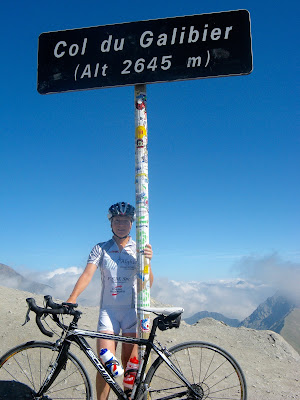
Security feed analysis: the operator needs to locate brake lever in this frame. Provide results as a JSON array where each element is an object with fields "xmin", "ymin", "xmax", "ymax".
[{"xmin": 22, "ymin": 305, "xmax": 31, "ymax": 326}]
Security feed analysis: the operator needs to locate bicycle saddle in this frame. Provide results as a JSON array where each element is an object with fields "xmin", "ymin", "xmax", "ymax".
[{"xmin": 138, "ymin": 307, "xmax": 184, "ymax": 316}]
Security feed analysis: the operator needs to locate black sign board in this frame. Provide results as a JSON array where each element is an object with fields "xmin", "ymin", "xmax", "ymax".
[{"xmin": 37, "ymin": 10, "xmax": 252, "ymax": 94}]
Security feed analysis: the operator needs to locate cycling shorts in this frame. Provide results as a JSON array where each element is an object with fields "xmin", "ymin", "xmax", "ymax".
[{"xmin": 97, "ymin": 308, "xmax": 137, "ymax": 335}]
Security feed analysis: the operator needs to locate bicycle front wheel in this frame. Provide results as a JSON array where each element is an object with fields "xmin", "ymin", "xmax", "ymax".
[
  {"xmin": 0, "ymin": 341, "xmax": 92, "ymax": 399},
  {"xmin": 145, "ymin": 341, "xmax": 247, "ymax": 400}
]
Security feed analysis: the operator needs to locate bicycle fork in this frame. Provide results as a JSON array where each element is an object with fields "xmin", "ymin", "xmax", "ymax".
[{"xmin": 35, "ymin": 341, "xmax": 70, "ymax": 398}]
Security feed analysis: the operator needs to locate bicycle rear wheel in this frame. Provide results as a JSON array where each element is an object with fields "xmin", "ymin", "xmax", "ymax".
[
  {"xmin": 0, "ymin": 341, "xmax": 92, "ymax": 399},
  {"xmin": 145, "ymin": 341, "xmax": 247, "ymax": 400}
]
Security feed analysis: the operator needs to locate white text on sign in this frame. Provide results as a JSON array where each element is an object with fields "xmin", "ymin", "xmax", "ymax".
[{"xmin": 53, "ymin": 25, "xmax": 233, "ymax": 59}]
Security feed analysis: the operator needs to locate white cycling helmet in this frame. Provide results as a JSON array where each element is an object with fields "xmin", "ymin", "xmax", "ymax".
[{"xmin": 108, "ymin": 202, "xmax": 136, "ymax": 222}]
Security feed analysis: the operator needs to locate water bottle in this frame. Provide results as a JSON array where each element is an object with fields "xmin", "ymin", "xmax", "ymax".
[
  {"xmin": 99, "ymin": 348, "xmax": 124, "ymax": 377},
  {"xmin": 123, "ymin": 357, "xmax": 139, "ymax": 389}
]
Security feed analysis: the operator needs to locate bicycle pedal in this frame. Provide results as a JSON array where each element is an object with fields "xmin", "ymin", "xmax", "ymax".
[{"xmin": 124, "ymin": 389, "xmax": 132, "ymax": 399}]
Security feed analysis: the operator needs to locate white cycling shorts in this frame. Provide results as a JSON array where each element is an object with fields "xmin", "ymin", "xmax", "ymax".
[{"xmin": 97, "ymin": 308, "xmax": 137, "ymax": 335}]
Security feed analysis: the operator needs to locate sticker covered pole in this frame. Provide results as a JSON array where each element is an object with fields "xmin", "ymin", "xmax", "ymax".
[{"xmin": 134, "ymin": 84, "xmax": 150, "ymax": 350}]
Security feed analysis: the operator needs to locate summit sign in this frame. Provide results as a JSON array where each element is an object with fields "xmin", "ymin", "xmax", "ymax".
[{"xmin": 37, "ymin": 10, "xmax": 252, "ymax": 94}]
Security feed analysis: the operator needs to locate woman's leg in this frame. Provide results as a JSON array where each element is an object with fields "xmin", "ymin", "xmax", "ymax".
[
  {"xmin": 121, "ymin": 332, "xmax": 138, "ymax": 368},
  {"xmin": 120, "ymin": 308, "xmax": 138, "ymax": 368},
  {"xmin": 96, "ymin": 308, "xmax": 121, "ymax": 399},
  {"xmin": 96, "ymin": 335, "xmax": 117, "ymax": 400}
]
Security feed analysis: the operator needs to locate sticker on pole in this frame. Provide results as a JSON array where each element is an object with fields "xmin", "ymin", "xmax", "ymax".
[
  {"xmin": 37, "ymin": 9, "xmax": 253, "ymax": 94},
  {"xmin": 141, "ymin": 318, "xmax": 150, "ymax": 332}
]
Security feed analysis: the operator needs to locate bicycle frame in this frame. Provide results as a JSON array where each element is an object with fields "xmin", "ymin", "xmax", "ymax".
[{"xmin": 43, "ymin": 325, "xmax": 199, "ymax": 400}]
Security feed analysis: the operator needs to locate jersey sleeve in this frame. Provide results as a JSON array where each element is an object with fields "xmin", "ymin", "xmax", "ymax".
[{"xmin": 87, "ymin": 243, "xmax": 103, "ymax": 267}]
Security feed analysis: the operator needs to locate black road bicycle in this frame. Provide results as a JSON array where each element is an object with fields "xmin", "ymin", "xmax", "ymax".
[{"xmin": 0, "ymin": 296, "xmax": 247, "ymax": 399}]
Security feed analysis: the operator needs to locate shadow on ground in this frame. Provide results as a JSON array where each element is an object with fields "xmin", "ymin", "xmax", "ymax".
[{"xmin": 0, "ymin": 381, "xmax": 36, "ymax": 399}]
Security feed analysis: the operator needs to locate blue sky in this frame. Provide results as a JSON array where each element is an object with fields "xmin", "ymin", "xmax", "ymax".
[{"xmin": 1, "ymin": 0, "xmax": 299, "ymax": 282}]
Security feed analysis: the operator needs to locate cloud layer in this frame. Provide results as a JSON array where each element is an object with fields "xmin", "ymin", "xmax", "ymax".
[
  {"xmin": 151, "ymin": 278, "xmax": 273, "ymax": 320},
  {"xmin": 233, "ymin": 253, "xmax": 300, "ymax": 305},
  {"xmin": 16, "ymin": 253, "xmax": 299, "ymax": 321}
]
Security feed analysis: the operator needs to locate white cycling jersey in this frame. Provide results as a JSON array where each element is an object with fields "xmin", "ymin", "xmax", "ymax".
[{"xmin": 87, "ymin": 237, "xmax": 137, "ymax": 309}]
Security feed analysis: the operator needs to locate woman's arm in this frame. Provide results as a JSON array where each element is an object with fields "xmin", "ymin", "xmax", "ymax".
[{"xmin": 66, "ymin": 263, "xmax": 97, "ymax": 303}]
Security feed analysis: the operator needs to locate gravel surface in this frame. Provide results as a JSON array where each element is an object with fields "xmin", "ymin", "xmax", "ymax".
[{"xmin": 0, "ymin": 286, "xmax": 299, "ymax": 399}]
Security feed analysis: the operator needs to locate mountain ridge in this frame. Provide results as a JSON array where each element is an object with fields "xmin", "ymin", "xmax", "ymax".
[
  {"xmin": 185, "ymin": 292, "xmax": 300, "ymax": 354},
  {"xmin": 0, "ymin": 263, "xmax": 51, "ymax": 294},
  {"xmin": 184, "ymin": 311, "xmax": 240, "ymax": 327},
  {"xmin": 239, "ymin": 292, "xmax": 300, "ymax": 353},
  {"xmin": 239, "ymin": 292, "xmax": 296, "ymax": 330}
]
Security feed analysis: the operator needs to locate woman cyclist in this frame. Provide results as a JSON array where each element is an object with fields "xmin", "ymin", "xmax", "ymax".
[{"xmin": 67, "ymin": 202, "xmax": 153, "ymax": 400}]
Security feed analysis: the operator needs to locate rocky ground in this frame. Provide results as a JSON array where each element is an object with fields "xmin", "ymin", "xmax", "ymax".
[{"xmin": 0, "ymin": 286, "xmax": 299, "ymax": 399}]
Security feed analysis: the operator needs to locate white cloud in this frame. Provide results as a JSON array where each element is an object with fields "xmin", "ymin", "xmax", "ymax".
[
  {"xmin": 45, "ymin": 266, "xmax": 83, "ymax": 279},
  {"xmin": 30, "ymin": 267, "xmax": 102, "ymax": 306},
  {"xmin": 233, "ymin": 253, "xmax": 300, "ymax": 304},
  {"xmin": 151, "ymin": 277, "xmax": 273, "ymax": 320},
  {"xmin": 17, "ymin": 253, "xmax": 298, "ymax": 321},
  {"xmin": 29, "ymin": 269, "xmax": 270, "ymax": 319}
]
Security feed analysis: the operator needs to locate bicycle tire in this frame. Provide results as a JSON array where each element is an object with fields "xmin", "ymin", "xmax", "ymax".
[
  {"xmin": 0, "ymin": 340, "xmax": 92, "ymax": 400},
  {"xmin": 144, "ymin": 341, "xmax": 247, "ymax": 400}
]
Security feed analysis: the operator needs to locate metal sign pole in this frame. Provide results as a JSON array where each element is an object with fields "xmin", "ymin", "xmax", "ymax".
[{"xmin": 134, "ymin": 84, "xmax": 151, "ymax": 357}]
